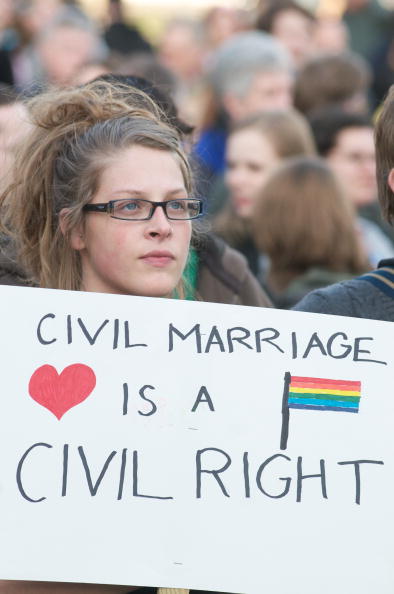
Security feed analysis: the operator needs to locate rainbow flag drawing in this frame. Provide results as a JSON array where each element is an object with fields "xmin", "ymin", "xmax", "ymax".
[{"xmin": 280, "ymin": 372, "xmax": 361, "ymax": 450}]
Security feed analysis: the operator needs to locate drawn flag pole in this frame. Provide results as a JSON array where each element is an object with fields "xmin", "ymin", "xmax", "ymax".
[
  {"xmin": 280, "ymin": 372, "xmax": 292, "ymax": 450},
  {"xmin": 280, "ymin": 372, "xmax": 361, "ymax": 450}
]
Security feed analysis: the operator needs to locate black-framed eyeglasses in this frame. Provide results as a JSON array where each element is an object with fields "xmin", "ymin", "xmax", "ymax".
[{"xmin": 83, "ymin": 198, "xmax": 204, "ymax": 221}]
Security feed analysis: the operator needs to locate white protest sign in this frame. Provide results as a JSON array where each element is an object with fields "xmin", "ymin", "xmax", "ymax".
[{"xmin": 0, "ymin": 284, "xmax": 393, "ymax": 593}]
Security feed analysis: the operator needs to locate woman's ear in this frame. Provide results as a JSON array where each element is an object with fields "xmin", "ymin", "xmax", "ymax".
[{"xmin": 59, "ymin": 208, "xmax": 85, "ymax": 251}]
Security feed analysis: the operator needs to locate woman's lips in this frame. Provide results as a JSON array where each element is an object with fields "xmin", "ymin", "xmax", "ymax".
[
  {"xmin": 233, "ymin": 196, "xmax": 252, "ymax": 207},
  {"xmin": 233, "ymin": 196, "xmax": 253, "ymax": 213},
  {"xmin": 140, "ymin": 251, "xmax": 175, "ymax": 267}
]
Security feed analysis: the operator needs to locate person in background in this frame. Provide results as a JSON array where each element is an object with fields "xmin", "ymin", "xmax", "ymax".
[
  {"xmin": 32, "ymin": 10, "xmax": 107, "ymax": 89},
  {"xmin": 0, "ymin": 83, "xmax": 30, "ymax": 184},
  {"xmin": 157, "ymin": 18, "xmax": 207, "ymax": 126},
  {"xmin": 294, "ymin": 85, "xmax": 394, "ymax": 322},
  {"xmin": 342, "ymin": 0, "xmax": 394, "ymax": 108},
  {"xmin": 11, "ymin": 1, "xmax": 86, "ymax": 89},
  {"xmin": 342, "ymin": 0, "xmax": 393, "ymax": 64},
  {"xmin": 195, "ymin": 31, "xmax": 293, "ymax": 179},
  {"xmin": 294, "ymin": 51, "xmax": 371, "ymax": 117},
  {"xmin": 203, "ymin": 6, "xmax": 248, "ymax": 51},
  {"xmin": 312, "ymin": 15, "xmax": 349, "ymax": 55},
  {"xmin": 256, "ymin": 0, "xmax": 317, "ymax": 69},
  {"xmin": 0, "ymin": 83, "xmax": 31, "ymax": 286},
  {"xmin": 158, "ymin": 18, "xmax": 206, "ymax": 86},
  {"xmin": 0, "ymin": 0, "xmax": 17, "ymax": 49},
  {"xmin": 251, "ymin": 156, "xmax": 369, "ymax": 308},
  {"xmin": 15, "ymin": 0, "xmax": 61, "ymax": 36},
  {"xmin": 0, "ymin": 0, "xmax": 17, "ymax": 85},
  {"xmin": 212, "ymin": 109, "xmax": 315, "ymax": 275},
  {"xmin": 370, "ymin": 31, "xmax": 394, "ymax": 111},
  {"xmin": 309, "ymin": 108, "xmax": 394, "ymax": 264},
  {"xmin": 104, "ymin": 0, "xmax": 152, "ymax": 57}
]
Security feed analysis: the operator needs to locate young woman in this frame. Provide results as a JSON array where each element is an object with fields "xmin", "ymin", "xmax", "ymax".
[
  {"xmin": 0, "ymin": 81, "xmax": 213, "ymax": 594},
  {"xmin": 0, "ymin": 81, "xmax": 200, "ymax": 297},
  {"xmin": 213, "ymin": 109, "xmax": 316, "ymax": 275}
]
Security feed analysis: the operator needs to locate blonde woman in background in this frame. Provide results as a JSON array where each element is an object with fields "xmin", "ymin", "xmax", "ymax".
[{"xmin": 213, "ymin": 109, "xmax": 316, "ymax": 276}]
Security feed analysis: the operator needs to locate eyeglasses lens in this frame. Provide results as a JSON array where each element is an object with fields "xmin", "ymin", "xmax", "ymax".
[{"xmin": 112, "ymin": 199, "xmax": 201, "ymax": 220}]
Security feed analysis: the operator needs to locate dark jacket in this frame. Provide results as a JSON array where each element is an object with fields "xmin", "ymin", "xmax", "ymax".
[
  {"xmin": 0, "ymin": 237, "xmax": 31, "ymax": 287},
  {"xmin": 265, "ymin": 267, "xmax": 358, "ymax": 310},
  {"xmin": 196, "ymin": 234, "xmax": 271, "ymax": 308},
  {"xmin": 293, "ymin": 258, "xmax": 394, "ymax": 322}
]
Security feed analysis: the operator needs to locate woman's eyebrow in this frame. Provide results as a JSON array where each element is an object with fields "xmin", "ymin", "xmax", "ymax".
[
  {"xmin": 111, "ymin": 189, "xmax": 145, "ymax": 196},
  {"xmin": 110, "ymin": 188, "xmax": 188, "ymax": 197},
  {"xmin": 166, "ymin": 188, "xmax": 189, "ymax": 196}
]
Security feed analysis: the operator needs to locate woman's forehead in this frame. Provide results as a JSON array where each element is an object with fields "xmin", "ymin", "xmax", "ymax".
[{"xmin": 96, "ymin": 146, "xmax": 187, "ymax": 195}]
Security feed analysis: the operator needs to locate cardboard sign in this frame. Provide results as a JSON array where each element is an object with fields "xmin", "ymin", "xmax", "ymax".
[{"xmin": 0, "ymin": 285, "xmax": 393, "ymax": 593}]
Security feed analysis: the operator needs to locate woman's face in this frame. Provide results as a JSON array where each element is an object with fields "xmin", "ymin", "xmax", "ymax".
[
  {"xmin": 70, "ymin": 145, "xmax": 192, "ymax": 297},
  {"xmin": 225, "ymin": 128, "xmax": 279, "ymax": 218}
]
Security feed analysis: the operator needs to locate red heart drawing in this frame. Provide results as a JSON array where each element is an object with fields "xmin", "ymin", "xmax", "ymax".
[{"xmin": 28, "ymin": 364, "xmax": 96, "ymax": 420}]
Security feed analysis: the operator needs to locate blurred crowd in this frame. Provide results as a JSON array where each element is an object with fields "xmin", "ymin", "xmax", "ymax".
[{"xmin": 0, "ymin": 0, "xmax": 394, "ymax": 310}]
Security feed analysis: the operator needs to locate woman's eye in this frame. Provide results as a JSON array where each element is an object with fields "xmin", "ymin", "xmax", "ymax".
[
  {"xmin": 248, "ymin": 163, "xmax": 263, "ymax": 172},
  {"xmin": 168, "ymin": 200, "xmax": 186, "ymax": 211},
  {"xmin": 120, "ymin": 200, "xmax": 139, "ymax": 211}
]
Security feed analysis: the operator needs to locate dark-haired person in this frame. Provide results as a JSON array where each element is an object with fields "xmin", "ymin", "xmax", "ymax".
[
  {"xmin": 294, "ymin": 52, "xmax": 371, "ymax": 116},
  {"xmin": 309, "ymin": 107, "xmax": 394, "ymax": 265},
  {"xmin": 256, "ymin": 0, "xmax": 316, "ymax": 69},
  {"xmin": 294, "ymin": 86, "xmax": 394, "ymax": 321}
]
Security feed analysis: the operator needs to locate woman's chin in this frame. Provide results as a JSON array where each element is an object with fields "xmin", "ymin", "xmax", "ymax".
[{"xmin": 138, "ymin": 280, "xmax": 181, "ymax": 299}]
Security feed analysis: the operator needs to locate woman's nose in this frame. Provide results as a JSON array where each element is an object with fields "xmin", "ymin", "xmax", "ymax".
[
  {"xmin": 146, "ymin": 204, "xmax": 172, "ymax": 237},
  {"xmin": 227, "ymin": 168, "xmax": 246, "ymax": 189}
]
